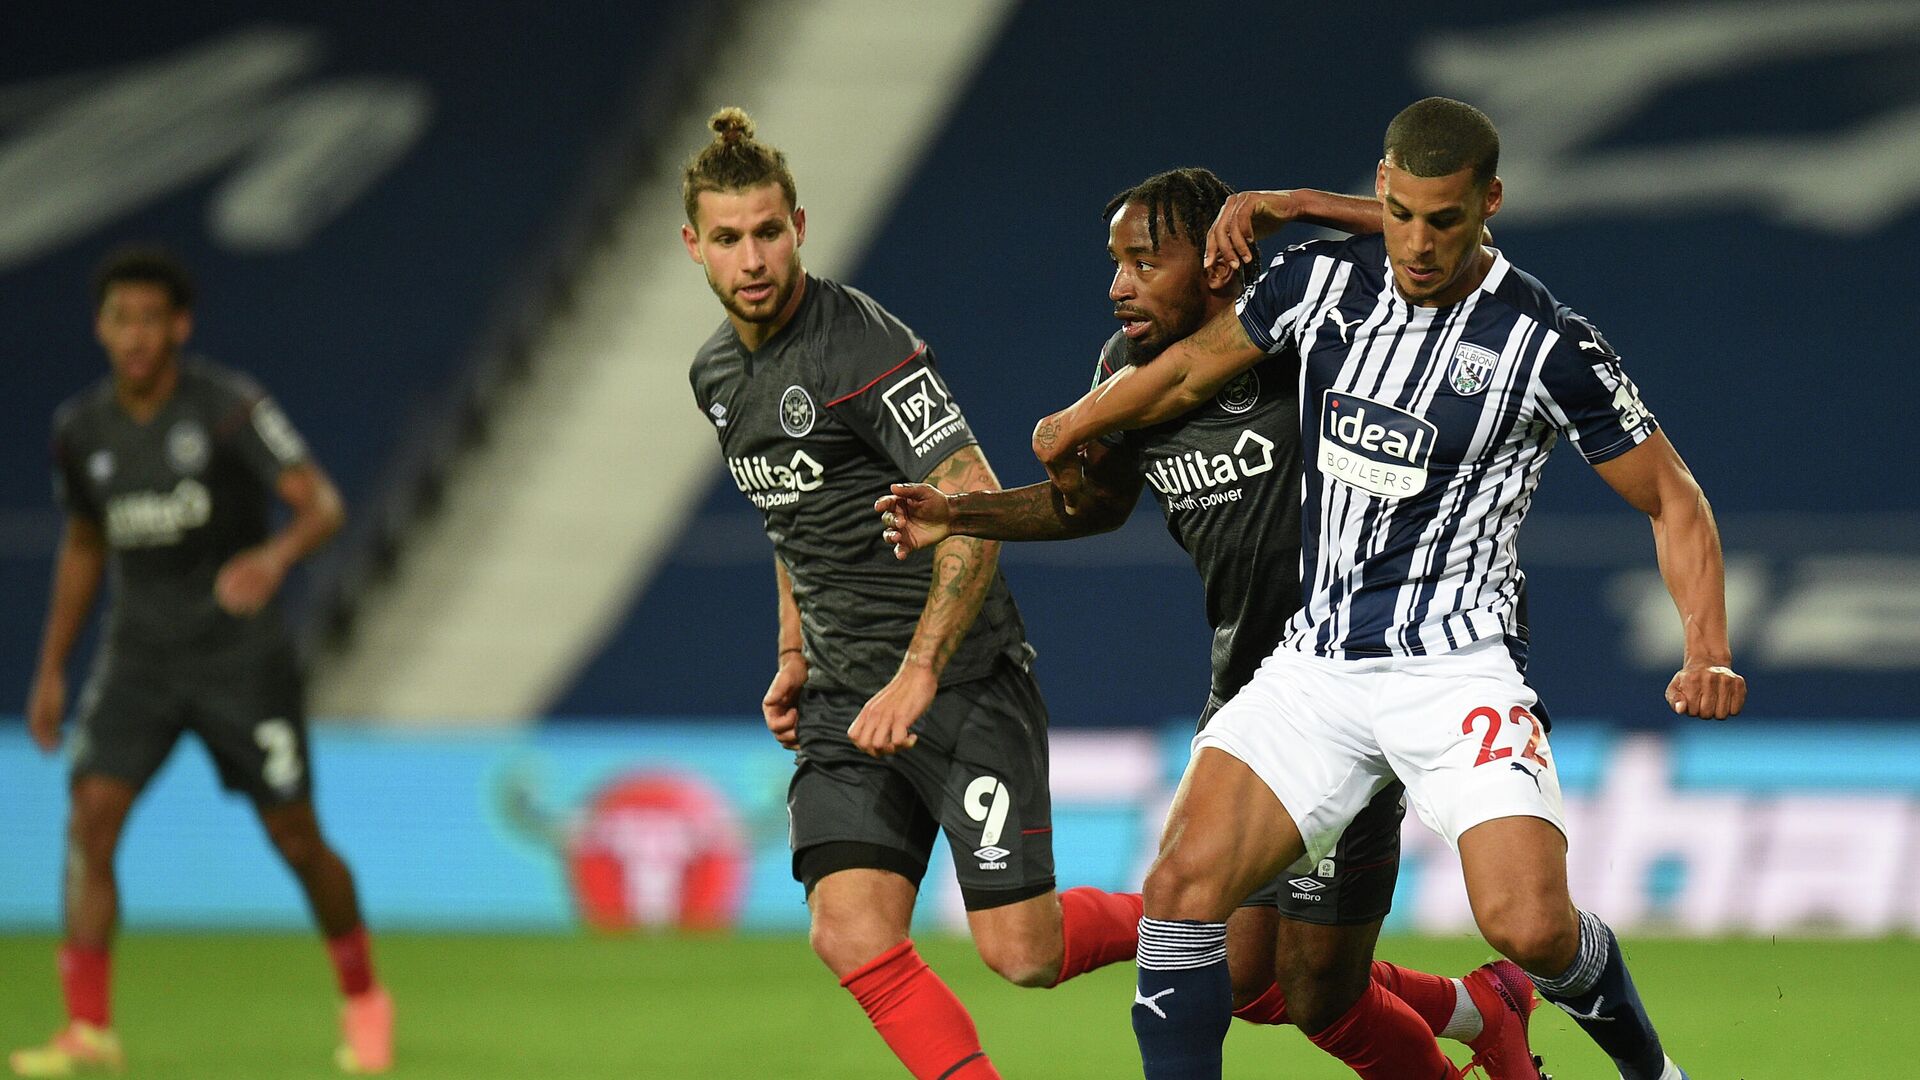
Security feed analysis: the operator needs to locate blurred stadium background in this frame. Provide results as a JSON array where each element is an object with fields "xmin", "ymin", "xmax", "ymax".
[{"xmin": 3, "ymin": 1, "xmax": 1918, "ymax": 1076}]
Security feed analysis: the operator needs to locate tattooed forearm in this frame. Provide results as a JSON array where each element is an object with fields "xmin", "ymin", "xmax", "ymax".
[
  {"xmin": 900, "ymin": 446, "xmax": 1006, "ymax": 676},
  {"xmin": 952, "ymin": 476, "xmax": 1136, "ymax": 540}
]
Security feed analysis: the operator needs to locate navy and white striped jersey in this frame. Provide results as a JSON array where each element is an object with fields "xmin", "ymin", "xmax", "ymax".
[{"xmin": 1236, "ymin": 233, "xmax": 1656, "ymax": 659}]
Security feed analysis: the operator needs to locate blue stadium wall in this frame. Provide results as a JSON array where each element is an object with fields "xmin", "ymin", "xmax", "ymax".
[{"xmin": 0, "ymin": 3, "xmax": 692, "ymax": 684}]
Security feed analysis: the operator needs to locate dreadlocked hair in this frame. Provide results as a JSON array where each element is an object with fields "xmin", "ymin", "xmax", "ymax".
[
  {"xmin": 682, "ymin": 106, "xmax": 798, "ymax": 224},
  {"xmin": 1102, "ymin": 167, "xmax": 1252, "ymax": 269}
]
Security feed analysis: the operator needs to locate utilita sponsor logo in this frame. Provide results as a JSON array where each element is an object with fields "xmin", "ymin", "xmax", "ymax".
[
  {"xmin": 106, "ymin": 478, "xmax": 211, "ymax": 547},
  {"xmin": 727, "ymin": 450, "xmax": 825, "ymax": 509},
  {"xmin": 1317, "ymin": 391, "xmax": 1436, "ymax": 499},
  {"xmin": 1144, "ymin": 430, "xmax": 1276, "ymax": 511}
]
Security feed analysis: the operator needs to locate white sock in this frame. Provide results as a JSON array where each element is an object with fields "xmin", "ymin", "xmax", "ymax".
[{"xmin": 1438, "ymin": 977, "xmax": 1483, "ymax": 1042}]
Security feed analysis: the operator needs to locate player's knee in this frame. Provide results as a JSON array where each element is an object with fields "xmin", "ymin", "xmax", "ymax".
[
  {"xmin": 1477, "ymin": 905, "xmax": 1578, "ymax": 974},
  {"xmin": 807, "ymin": 911, "xmax": 904, "ymax": 981},
  {"xmin": 1142, "ymin": 841, "xmax": 1237, "ymax": 920},
  {"xmin": 266, "ymin": 822, "xmax": 331, "ymax": 873},
  {"xmin": 66, "ymin": 798, "xmax": 123, "ymax": 872},
  {"xmin": 1275, "ymin": 951, "xmax": 1370, "ymax": 1035},
  {"xmin": 975, "ymin": 933, "xmax": 1061, "ymax": 989}
]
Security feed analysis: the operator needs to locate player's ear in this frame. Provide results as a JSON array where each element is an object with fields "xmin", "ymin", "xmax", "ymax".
[
  {"xmin": 792, "ymin": 206, "xmax": 806, "ymax": 248},
  {"xmin": 170, "ymin": 309, "xmax": 193, "ymax": 347},
  {"xmin": 1374, "ymin": 159, "xmax": 1388, "ymax": 200},
  {"xmin": 681, "ymin": 223, "xmax": 704, "ymax": 265},
  {"xmin": 1482, "ymin": 176, "xmax": 1503, "ymax": 221},
  {"xmin": 1204, "ymin": 258, "xmax": 1238, "ymax": 293}
]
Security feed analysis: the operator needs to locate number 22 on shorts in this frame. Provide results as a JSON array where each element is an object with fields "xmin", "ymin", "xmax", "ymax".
[{"xmin": 1462, "ymin": 705, "xmax": 1552, "ymax": 770}]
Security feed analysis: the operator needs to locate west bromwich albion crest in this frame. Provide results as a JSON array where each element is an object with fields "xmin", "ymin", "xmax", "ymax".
[{"xmin": 1447, "ymin": 342, "xmax": 1499, "ymax": 396}]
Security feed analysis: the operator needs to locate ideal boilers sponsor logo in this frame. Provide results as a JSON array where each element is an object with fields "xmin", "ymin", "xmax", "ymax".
[
  {"xmin": 1317, "ymin": 391, "xmax": 1436, "ymax": 500},
  {"xmin": 105, "ymin": 478, "xmax": 211, "ymax": 547},
  {"xmin": 1144, "ymin": 430, "xmax": 1276, "ymax": 512},
  {"xmin": 727, "ymin": 449, "xmax": 825, "ymax": 509}
]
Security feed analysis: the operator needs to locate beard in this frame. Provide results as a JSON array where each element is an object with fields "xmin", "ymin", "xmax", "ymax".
[{"xmin": 711, "ymin": 267, "xmax": 798, "ymax": 325}]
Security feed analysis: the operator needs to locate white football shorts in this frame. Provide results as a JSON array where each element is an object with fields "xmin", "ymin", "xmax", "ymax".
[{"xmin": 1192, "ymin": 635, "xmax": 1566, "ymax": 864}]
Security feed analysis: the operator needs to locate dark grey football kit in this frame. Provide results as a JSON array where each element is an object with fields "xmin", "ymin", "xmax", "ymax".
[
  {"xmin": 691, "ymin": 275, "xmax": 1052, "ymax": 910},
  {"xmin": 1094, "ymin": 332, "xmax": 1403, "ymax": 923},
  {"xmin": 52, "ymin": 359, "xmax": 314, "ymax": 806}
]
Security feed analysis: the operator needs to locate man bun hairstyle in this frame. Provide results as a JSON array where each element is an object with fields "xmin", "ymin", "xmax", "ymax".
[
  {"xmin": 682, "ymin": 106, "xmax": 798, "ymax": 224},
  {"xmin": 1383, "ymin": 96, "xmax": 1500, "ymax": 186},
  {"xmin": 92, "ymin": 245, "xmax": 195, "ymax": 311},
  {"xmin": 1103, "ymin": 167, "xmax": 1253, "ymax": 269}
]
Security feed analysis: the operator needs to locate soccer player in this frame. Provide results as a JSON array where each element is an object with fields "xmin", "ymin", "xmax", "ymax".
[
  {"xmin": 13, "ymin": 250, "xmax": 392, "ymax": 1077},
  {"xmin": 1031, "ymin": 98, "xmax": 1744, "ymax": 1080},
  {"xmin": 878, "ymin": 168, "xmax": 1543, "ymax": 1079},
  {"xmin": 680, "ymin": 108, "xmax": 1142, "ymax": 1080}
]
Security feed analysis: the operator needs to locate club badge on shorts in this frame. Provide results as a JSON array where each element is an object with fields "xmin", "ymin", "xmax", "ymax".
[{"xmin": 1447, "ymin": 342, "xmax": 1499, "ymax": 397}]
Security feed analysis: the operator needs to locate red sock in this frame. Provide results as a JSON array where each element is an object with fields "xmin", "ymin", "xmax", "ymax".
[
  {"xmin": 841, "ymin": 940, "xmax": 1000, "ymax": 1080},
  {"xmin": 58, "ymin": 944, "xmax": 111, "ymax": 1027},
  {"xmin": 1232, "ymin": 981, "xmax": 1290, "ymax": 1025},
  {"xmin": 1052, "ymin": 887, "xmax": 1143, "ymax": 985},
  {"xmin": 325, "ymin": 926, "xmax": 377, "ymax": 998},
  {"xmin": 1370, "ymin": 960, "xmax": 1459, "ymax": 1036},
  {"xmin": 1306, "ymin": 980, "xmax": 1453, "ymax": 1080}
]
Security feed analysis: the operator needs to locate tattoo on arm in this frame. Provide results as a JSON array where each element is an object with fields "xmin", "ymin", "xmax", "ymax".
[
  {"xmin": 903, "ymin": 447, "xmax": 1007, "ymax": 675},
  {"xmin": 953, "ymin": 449, "xmax": 1141, "ymax": 541}
]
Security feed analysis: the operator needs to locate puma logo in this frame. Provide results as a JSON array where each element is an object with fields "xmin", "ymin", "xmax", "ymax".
[
  {"xmin": 1578, "ymin": 338, "xmax": 1606, "ymax": 352},
  {"xmin": 1553, "ymin": 995, "xmax": 1616, "ymax": 1023},
  {"xmin": 1324, "ymin": 309, "xmax": 1363, "ymax": 344},
  {"xmin": 1510, "ymin": 761, "xmax": 1543, "ymax": 791},
  {"xmin": 1134, "ymin": 987, "xmax": 1177, "ymax": 1019}
]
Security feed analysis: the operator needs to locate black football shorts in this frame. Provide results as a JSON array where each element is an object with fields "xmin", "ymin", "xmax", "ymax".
[
  {"xmin": 69, "ymin": 641, "xmax": 312, "ymax": 807},
  {"xmin": 788, "ymin": 657, "xmax": 1054, "ymax": 911},
  {"xmin": 1199, "ymin": 694, "xmax": 1404, "ymax": 925}
]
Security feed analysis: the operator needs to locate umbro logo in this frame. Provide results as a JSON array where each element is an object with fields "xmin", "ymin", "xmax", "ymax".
[
  {"xmin": 1324, "ymin": 309, "xmax": 1363, "ymax": 344},
  {"xmin": 1287, "ymin": 877, "xmax": 1327, "ymax": 893},
  {"xmin": 708, "ymin": 402, "xmax": 728, "ymax": 428}
]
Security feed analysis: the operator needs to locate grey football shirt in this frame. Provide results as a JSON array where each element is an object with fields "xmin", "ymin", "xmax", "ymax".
[
  {"xmin": 1095, "ymin": 331, "xmax": 1304, "ymax": 701},
  {"xmin": 691, "ymin": 275, "xmax": 1031, "ymax": 697},
  {"xmin": 51, "ymin": 357, "xmax": 309, "ymax": 656}
]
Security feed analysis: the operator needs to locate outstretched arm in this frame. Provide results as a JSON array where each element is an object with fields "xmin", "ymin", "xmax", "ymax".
[
  {"xmin": 849, "ymin": 444, "xmax": 1007, "ymax": 756},
  {"xmin": 1592, "ymin": 431, "xmax": 1746, "ymax": 719},
  {"xmin": 876, "ymin": 440, "xmax": 1142, "ymax": 556},
  {"xmin": 1032, "ymin": 310, "xmax": 1265, "ymax": 505}
]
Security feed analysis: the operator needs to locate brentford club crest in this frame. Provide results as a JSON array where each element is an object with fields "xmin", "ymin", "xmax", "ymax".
[
  {"xmin": 1216, "ymin": 369, "xmax": 1260, "ymax": 414},
  {"xmin": 1447, "ymin": 342, "xmax": 1499, "ymax": 397},
  {"xmin": 779, "ymin": 385, "xmax": 815, "ymax": 437}
]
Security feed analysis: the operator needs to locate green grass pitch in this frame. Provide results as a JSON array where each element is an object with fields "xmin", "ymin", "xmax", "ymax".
[{"xmin": 1, "ymin": 932, "xmax": 1910, "ymax": 1078}]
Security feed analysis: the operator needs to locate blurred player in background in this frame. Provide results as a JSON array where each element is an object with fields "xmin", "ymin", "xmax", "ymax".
[
  {"xmin": 13, "ymin": 250, "xmax": 392, "ymax": 1077},
  {"xmin": 1033, "ymin": 97, "xmax": 1743, "ymax": 1080},
  {"xmin": 680, "ymin": 109, "xmax": 1143, "ymax": 1080},
  {"xmin": 879, "ymin": 168, "xmax": 1542, "ymax": 1079}
]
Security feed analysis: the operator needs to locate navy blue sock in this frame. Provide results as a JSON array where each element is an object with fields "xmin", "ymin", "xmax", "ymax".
[
  {"xmin": 1133, "ymin": 917, "xmax": 1232, "ymax": 1080},
  {"xmin": 1530, "ymin": 910, "xmax": 1672, "ymax": 1080}
]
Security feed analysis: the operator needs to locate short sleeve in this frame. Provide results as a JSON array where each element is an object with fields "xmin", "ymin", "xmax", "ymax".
[
  {"xmin": 50, "ymin": 414, "xmax": 99, "ymax": 522},
  {"xmin": 216, "ymin": 376, "xmax": 310, "ymax": 485},
  {"xmin": 827, "ymin": 337, "xmax": 979, "ymax": 480},
  {"xmin": 1235, "ymin": 240, "xmax": 1323, "ymax": 354},
  {"xmin": 1534, "ymin": 316, "xmax": 1658, "ymax": 465}
]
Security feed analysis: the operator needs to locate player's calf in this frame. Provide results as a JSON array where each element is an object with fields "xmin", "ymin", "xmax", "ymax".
[{"xmin": 1526, "ymin": 911, "xmax": 1676, "ymax": 1080}]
